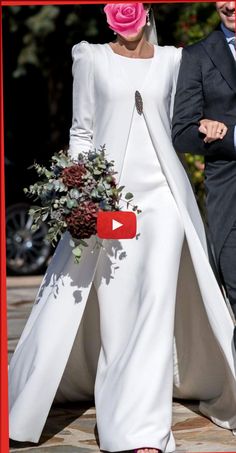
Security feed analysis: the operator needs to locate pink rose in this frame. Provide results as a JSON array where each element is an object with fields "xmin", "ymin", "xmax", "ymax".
[{"xmin": 104, "ymin": 3, "xmax": 147, "ymax": 37}]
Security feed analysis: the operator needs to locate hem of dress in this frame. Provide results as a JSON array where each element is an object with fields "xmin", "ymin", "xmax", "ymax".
[
  {"xmin": 99, "ymin": 436, "xmax": 176, "ymax": 453},
  {"xmin": 199, "ymin": 403, "xmax": 236, "ymax": 430},
  {"xmin": 9, "ymin": 432, "xmax": 40, "ymax": 444}
]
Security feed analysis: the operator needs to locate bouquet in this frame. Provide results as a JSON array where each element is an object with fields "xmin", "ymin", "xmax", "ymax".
[{"xmin": 24, "ymin": 146, "xmax": 141, "ymax": 263}]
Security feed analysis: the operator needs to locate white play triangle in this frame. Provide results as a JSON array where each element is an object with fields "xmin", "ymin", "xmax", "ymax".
[{"xmin": 112, "ymin": 219, "xmax": 123, "ymax": 231}]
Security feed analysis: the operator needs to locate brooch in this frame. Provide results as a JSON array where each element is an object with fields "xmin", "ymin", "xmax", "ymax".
[{"xmin": 135, "ymin": 90, "xmax": 143, "ymax": 115}]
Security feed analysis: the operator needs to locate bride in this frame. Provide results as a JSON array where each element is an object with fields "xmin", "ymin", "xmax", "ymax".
[{"xmin": 9, "ymin": 3, "xmax": 236, "ymax": 453}]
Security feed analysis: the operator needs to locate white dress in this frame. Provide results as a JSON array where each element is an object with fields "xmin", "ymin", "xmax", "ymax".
[
  {"xmin": 9, "ymin": 42, "xmax": 236, "ymax": 452},
  {"xmin": 93, "ymin": 54, "xmax": 183, "ymax": 452}
]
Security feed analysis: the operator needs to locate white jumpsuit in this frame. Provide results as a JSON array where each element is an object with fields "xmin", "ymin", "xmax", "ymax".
[{"xmin": 93, "ymin": 53, "xmax": 184, "ymax": 452}]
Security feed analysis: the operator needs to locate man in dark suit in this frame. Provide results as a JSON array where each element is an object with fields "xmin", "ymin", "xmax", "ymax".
[{"xmin": 172, "ymin": 2, "xmax": 236, "ymax": 317}]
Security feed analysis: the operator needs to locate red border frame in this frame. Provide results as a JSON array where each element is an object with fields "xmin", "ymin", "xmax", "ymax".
[
  {"xmin": 0, "ymin": 0, "xmax": 223, "ymax": 4},
  {"xmin": 1, "ymin": 2, "xmax": 236, "ymax": 453},
  {"xmin": 0, "ymin": 3, "xmax": 8, "ymax": 453}
]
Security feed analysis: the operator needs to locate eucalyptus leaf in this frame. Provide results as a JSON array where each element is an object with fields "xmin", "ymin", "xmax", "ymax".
[
  {"xmin": 125, "ymin": 192, "xmax": 133, "ymax": 200},
  {"xmin": 72, "ymin": 246, "xmax": 82, "ymax": 258},
  {"xmin": 97, "ymin": 185, "xmax": 104, "ymax": 193},
  {"xmin": 31, "ymin": 224, "xmax": 39, "ymax": 232},
  {"xmin": 41, "ymin": 212, "xmax": 49, "ymax": 221},
  {"xmin": 66, "ymin": 198, "xmax": 77, "ymax": 209},
  {"xmin": 58, "ymin": 181, "xmax": 67, "ymax": 191},
  {"xmin": 58, "ymin": 157, "xmax": 69, "ymax": 168},
  {"xmin": 91, "ymin": 190, "xmax": 98, "ymax": 198}
]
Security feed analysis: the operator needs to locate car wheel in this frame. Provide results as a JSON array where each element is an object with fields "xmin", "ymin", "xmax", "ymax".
[{"xmin": 6, "ymin": 203, "xmax": 51, "ymax": 275}]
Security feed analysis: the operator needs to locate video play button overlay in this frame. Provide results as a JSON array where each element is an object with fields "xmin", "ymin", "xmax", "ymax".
[{"xmin": 97, "ymin": 211, "xmax": 137, "ymax": 239}]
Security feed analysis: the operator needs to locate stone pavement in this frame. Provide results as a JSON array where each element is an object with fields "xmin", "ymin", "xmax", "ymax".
[{"xmin": 7, "ymin": 276, "xmax": 236, "ymax": 453}]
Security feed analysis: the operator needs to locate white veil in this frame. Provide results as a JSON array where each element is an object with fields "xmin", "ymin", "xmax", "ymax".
[{"xmin": 145, "ymin": 8, "xmax": 158, "ymax": 45}]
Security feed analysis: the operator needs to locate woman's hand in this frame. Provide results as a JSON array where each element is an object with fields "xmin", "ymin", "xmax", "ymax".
[{"xmin": 199, "ymin": 119, "xmax": 228, "ymax": 143}]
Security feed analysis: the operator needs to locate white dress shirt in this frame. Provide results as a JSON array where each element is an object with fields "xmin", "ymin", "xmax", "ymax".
[{"xmin": 221, "ymin": 23, "xmax": 236, "ymax": 150}]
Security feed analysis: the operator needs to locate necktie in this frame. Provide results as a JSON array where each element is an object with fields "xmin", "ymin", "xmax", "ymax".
[
  {"xmin": 228, "ymin": 37, "xmax": 236, "ymax": 61},
  {"xmin": 229, "ymin": 37, "xmax": 236, "ymax": 48}
]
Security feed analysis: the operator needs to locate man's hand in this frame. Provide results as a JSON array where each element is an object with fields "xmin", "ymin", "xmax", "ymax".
[{"xmin": 199, "ymin": 119, "xmax": 228, "ymax": 143}]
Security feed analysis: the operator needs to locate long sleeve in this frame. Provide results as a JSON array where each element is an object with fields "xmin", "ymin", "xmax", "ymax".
[
  {"xmin": 68, "ymin": 41, "xmax": 94, "ymax": 161},
  {"xmin": 172, "ymin": 47, "xmax": 236, "ymax": 160}
]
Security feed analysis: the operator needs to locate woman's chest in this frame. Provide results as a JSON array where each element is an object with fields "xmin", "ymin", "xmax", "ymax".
[{"xmin": 93, "ymin": 47, "xmax": 173, "ymax": 108}]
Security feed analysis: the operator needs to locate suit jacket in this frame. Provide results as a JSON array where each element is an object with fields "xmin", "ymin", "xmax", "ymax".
[{"xmin": 172, "ymin": 28, "xmax": 236, "ymax": 264}]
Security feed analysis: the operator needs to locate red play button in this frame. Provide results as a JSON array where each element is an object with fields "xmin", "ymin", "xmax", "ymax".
[{"xmin": 97, "ymin": 211, "xmax": 137, "ymax": 239}]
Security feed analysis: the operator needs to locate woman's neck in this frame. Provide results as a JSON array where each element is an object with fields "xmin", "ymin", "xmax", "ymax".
[{"xmin": 109, "ymin": 34, "xmax": 154, "ymax": 59}]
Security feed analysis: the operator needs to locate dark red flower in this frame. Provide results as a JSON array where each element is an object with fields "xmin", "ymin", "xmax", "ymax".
[
  {"xmin": 61, "ymin": 164, "xmax": 87, "ymax": 189},
  {"xmin": 65, "ymin": 200, "xmax": 99, "ymax": 239}
]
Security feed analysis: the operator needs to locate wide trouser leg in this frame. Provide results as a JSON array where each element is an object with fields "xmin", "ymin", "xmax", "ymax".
[
  {"xmin": 93, "ymin": 189, "xmax": 185, "ymax": 452},
  {"xmin": 219, "ymin": 220, "xmax": 236, "ymax": 319}
]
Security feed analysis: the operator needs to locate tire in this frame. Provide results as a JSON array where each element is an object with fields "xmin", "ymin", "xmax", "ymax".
[{"xmin": 6, "ymin": 203, "xmax": 51, "ymax": 275}]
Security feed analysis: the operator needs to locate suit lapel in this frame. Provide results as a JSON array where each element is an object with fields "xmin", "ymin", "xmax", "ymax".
[{"xmin": 201, "ymin": 30, "xmax": 236, "ymax": 93}]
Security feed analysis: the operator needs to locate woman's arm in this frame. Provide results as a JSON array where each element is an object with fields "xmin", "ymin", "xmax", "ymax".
[{"xmin": 68, "ymin": 41, "xmax": 94, "ymax": 162}]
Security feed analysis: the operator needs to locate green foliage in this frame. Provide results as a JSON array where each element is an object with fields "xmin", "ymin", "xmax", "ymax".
[
  {"xmin": 185, "ymin": 154, "xmax": 205, "ymax": 216},
  {"xmin": 173, "ymin": 3, "xmax": 219, "ymax": 46},
  {"xmin": 4, "ymin": 5, "xmax": 102, "ymax": 78}
]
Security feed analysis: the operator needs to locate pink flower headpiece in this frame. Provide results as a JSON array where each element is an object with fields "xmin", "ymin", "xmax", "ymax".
[{"xmin": 104, "ymin": 3, "xmax": 147, "ymax": 37}]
